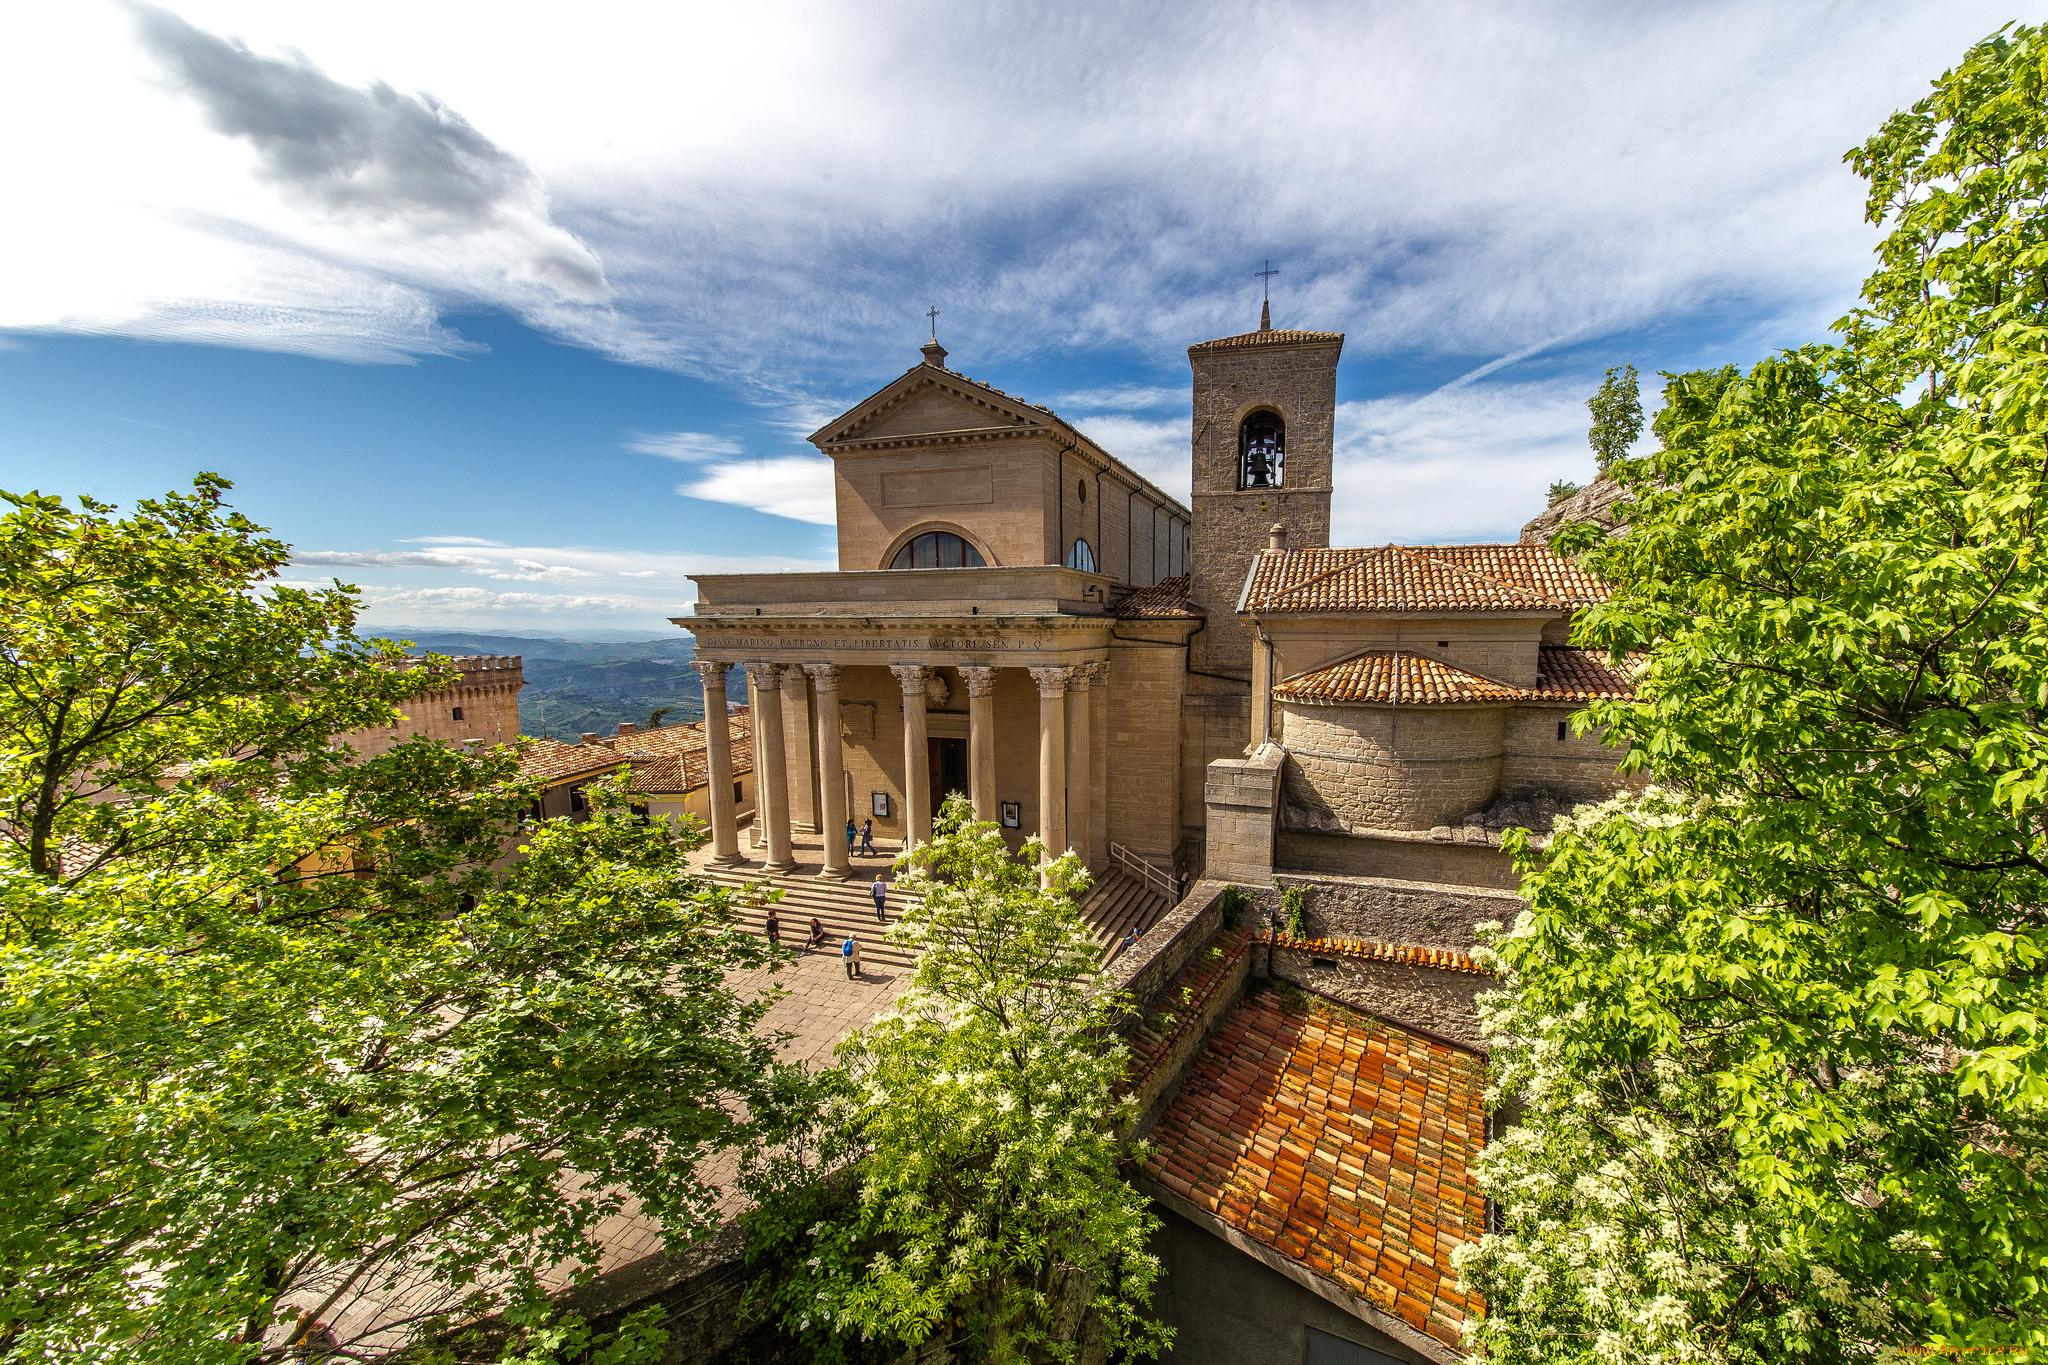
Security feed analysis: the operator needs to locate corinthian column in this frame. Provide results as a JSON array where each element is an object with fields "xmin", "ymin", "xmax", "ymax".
[
  {"xmin": 960, "ymin": 665, "xmax": 999, "ymax": 823},
  {"xmin": 693, "ymin": 660, "xmax": 742, "ymax": 865},
  {"xmin": 804, "ymin": 663, "xmax": 851, "ymax": 880},
  {"xmin": 1065, "ymin": 663, "xmax": 1093, "ymax": 872},
  {"xmin": 891, "ymin": 664, "xmax": 932, "ymax": 853},
  {"xmin": 746, "ymin": 663, "xmax": 796, "ymax": 872},
  {"xmin": 1028, "ymin": 666, "xmax": 1073, "ymax": 876}
]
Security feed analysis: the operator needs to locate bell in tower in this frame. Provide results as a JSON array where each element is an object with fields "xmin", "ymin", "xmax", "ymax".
[{"xmin": 1185, "ymin": 305, "xmax": 1343, "ymax": 676}]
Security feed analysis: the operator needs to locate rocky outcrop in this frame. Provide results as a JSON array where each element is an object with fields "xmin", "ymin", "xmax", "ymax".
[{"xmin": 1520, "ymin": 474, "xmax": 1632, "ymax": 545}]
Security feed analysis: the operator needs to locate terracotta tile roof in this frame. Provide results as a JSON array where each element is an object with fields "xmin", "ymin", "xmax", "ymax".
[
  {"xmin": 1145, "ymin": 989, "xmax": 1487, "ymax": 1352},
  {"xmin": 1242, "ymin": 544, "xmax": 1609, "ymax": 615},
  {"xmin": 1114, "ymin": 574, "xmax": 1202, "ymax": 619},
  {"xmin": 1531, "ymin": 647, "xmax": 1640, "ymax": 702},
  {"xmin": 1274, "ymin": 652, "xmax": 1524, "ymax": 706},
  {"xmin": 1269, "ymin": 933, "xmax": 1487, "ymax": 975},
  {"xmin": 1275, "ymin": 646, "xmax": 1639, "ymax": 709},
  {"xmin": 518, "ymin": 709, "xmax": 754, "ymax": 790},
  {"xmin": 1189, "ymin": 328, "xmax": 1345, "ymax": 352}
]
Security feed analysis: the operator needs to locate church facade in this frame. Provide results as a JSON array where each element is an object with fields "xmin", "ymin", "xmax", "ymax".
[
  {"xmin": 679, "ymin": 314, "xmax": 1633, "ymax": 907},
  {"xmin": 677, "ymin": 312, "xmax": 1639, "ymax": 1363}
]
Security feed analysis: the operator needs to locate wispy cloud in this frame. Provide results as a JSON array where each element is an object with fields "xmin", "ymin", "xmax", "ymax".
[
  {"xmin": 623, "ymin": 430, "xmax": 746, "ymax": 462},
  {"xmin": 674, "ymin": 456, "xmax": 837, "ymax": 526},
  {"xmin": 293, "ymin": 541, "xmax": 831, "ymax": 581}
]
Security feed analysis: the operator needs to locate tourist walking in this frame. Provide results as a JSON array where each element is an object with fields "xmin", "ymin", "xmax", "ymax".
[
  {"xmin": 765, "ymin": 909, "xmax": 781, "ymax": 950},
  {"xmin": 870, "ymin": 874, "xmax": 887, "ymax": 923},
  {"xmin": 842, "ymin": 933, "xmax": 862, "ymax": 979},
  {"xmin": 844, "ymin": 818, "xmax": 857, "ymax": 859},
  {"xmin": 859, "ymin": 818, "xmax": 876, "ymax": 856}
]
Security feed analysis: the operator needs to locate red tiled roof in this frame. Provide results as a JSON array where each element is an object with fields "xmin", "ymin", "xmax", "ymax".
[
  {"xmin": 1189, "ymin": 328, "xmax": 1345, "ymax": 352},
  {"xmin": 518, "ymin": 709, "xmax": 754, "ymax": 790},
  {"xmin": 1274, "ymin": 652, "xmax": 1523, "ymax": 706},
  {"xmin": 1125, "ymin": 929, "xmax": 1252, "ymax": 1082},
  {"xmin": 1114, "ymin": 574, "xmax": 1202, "ymax": 619},
  {"xmin": 1269, "ymin": 933, "xmax": 1487, "ymax": 975},
  {"xmin": 1145, "ymin": 990, "xmax": 1487, "ymax": 1351},
  {"xmin": 1275, "ymin": 647, "xmax": 1636, "ymax": 709},
  {"xmin": 1242, "ymin": 544, "xmax": 1608, "ymax": 615},
  {"xmin": 1531, "ymin": 647, "xmax": 1640, "ymax": 702}
]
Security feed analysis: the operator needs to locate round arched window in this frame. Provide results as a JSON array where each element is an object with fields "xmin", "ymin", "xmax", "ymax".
[
  {"xmin": 1078, "ymin": 479, "xmax": 1087, "ymax": 503},
  {"xmin": 1066, "ymin": 538, "xmax": 1096, "ymax": 572},
  {"xmin": 890, "ymin": 531, "xmax": 987, "ymax": 569}
]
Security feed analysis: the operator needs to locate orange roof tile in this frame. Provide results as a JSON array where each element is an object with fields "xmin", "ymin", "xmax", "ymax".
[
  {"xmin": 1189, "ymin": 328, "xmax": 1345, "ymax": 352},
  {"xmin": 1242, "ymin": 544, "xmax": 1608, "ymax": 615},
  {"xmin": 1275, "ymin": 646, "xmax": 1638, "ymax": 709},
  {"xmin": 1531, "ymin": 647, "xmax": 1639, "ymax": 702},
  {"xmin": 1144, "ymin": 990, "xmax": 1487, "ymax": 1352},
  {"xmin": 1114, "ymin": 574, "xmax": 1202, "ymax": 620},
  {"xmin": 1275, "ymin": 652, "xmax": 1524, "ymax": 706},
  {"xmin": 518, "ymin": 709, "xmax": 754, "ymax": 790}
]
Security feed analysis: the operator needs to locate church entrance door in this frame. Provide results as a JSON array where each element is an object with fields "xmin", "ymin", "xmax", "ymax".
[{"xmin": 928, "ymin": 737, "xmax": 968, "ymax": 820}]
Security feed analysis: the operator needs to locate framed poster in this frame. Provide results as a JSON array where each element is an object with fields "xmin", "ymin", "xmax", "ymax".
[
  {"xmin": 871, "ymin": 791, "xmax": 891, "ymax": 818},
  {"xmin": 1000, "ymin": 801, "xmax": 1021, "ymax": 829}
]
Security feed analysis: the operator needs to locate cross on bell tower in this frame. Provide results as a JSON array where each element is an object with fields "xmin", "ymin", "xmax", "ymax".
[{"xmin": 1255, "ymin": 260, "xmax": 1278, "ymax": 331}]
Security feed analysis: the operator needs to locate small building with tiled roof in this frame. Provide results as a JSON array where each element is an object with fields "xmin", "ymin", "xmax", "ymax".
[{"xmin": 517, "ymin": 709, "xmax": 755, "ymax": 833}]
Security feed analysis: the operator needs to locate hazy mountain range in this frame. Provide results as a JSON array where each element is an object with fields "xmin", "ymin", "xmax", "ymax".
[{"xmin": 367, "ymin": 628, "xmax": 719, "ymax": 740}]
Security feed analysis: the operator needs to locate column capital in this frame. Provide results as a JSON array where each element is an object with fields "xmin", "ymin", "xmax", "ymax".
[
  {"xmin": 959, "ymin": 664, "xmax": 1000, "ymax": 698},
  {"xmin": 745, "ymin": 662, "xmax": 783, "ymax": 692},
  {"xmin": 1065, "ymin": 663, "xmax": 1095, "ymax": 692},
  {"xmin": 1028, "ymin": 665, "xmax": 1075, "ymax": 698},
  {"xmin": 888, "ymin": 662, "xmax": 931, "ymax": 694},
  {"xmin": 802, "ymin": 661, "xmax": 844, "ymax": 692},
  {"xmin": 692, "ymin": 659, "xmax": 732, "ymax": 683},
  {"xmin": 1083, "ymin": 660, "xmax": 1112, "ymax": 686}
]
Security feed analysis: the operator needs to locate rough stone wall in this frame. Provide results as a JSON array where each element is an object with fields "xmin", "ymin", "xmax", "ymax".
[
  {"xmin": 1277, "ymin": 831, "xmax": 1519, "ymax": 891},
  {"xmin": 353, "ymin": 655, "xmax": 525, "ymax": 757},
  {"xmin": 1281, "ymin": 703, "xmax": 1506, "ymax": 832},
  {"xmin": 1269, "ymin": 947, "xmax": 1488, "ymax": 1053},
  {"xmin": 1181, "ymin": 674, "xmax": 1251, "ymax": 843},
  {"xmin": 1188, "ymin": 338, "xmax": 1340, "ymax": 673},
  {"xmin": 1498, "ymin": 706, "xmax": 1645, "ymax": 800},
  {"xmin": 1270, "ymin": 873, "xmax": 1522, "ymax": 953},
  {"xmin": 1205, "ymin": 747, "xmax": 1286, "ymax": 885},
  {"xmin": 1107, "ymin": 627, "xmax": 1193, "ymax": 861}
]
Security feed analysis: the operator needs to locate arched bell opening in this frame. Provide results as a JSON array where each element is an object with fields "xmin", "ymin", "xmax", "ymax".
[{"xmin": 1238, "ymin": 409, "xmax": 1285, "ymax": 490}]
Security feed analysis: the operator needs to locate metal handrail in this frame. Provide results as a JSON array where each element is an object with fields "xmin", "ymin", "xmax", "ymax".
[{"xmin": 1108, "ymin": 840, "xmax": 1178, "ymax": 903}]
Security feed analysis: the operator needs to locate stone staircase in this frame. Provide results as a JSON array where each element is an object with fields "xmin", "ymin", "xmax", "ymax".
[
  {"xmin": 690, "ymin": 860, "xmax": 923, "ymax": 972},
  {"xmin": 1078, "ymin": 866, "xmax": 1172, "ymax": 958}
]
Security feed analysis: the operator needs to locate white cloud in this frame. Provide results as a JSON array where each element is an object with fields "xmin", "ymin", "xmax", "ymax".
[
  {"xmin": 2, "ymin": 0, "xmax": 2017, "ymax": 389},
  {"xmin": 292, "ymin": 541, "xmax": 831, "ymax": 580},
  {"xmin": 676, "ymin": 455, "xmax": 837, "ymax": 525},
  {"xmin": 1331, "ymin": 379, "xmax": 1611, "ymax": 546},
  {"xmin": 1055, "ymin": 385, "xmax": 1182, "ymax": 412},
  {"xmin": 623, "ymin": 430, "xmax": 746, "ymax": 461},
  {"xmin": 1065, "ymin": 414, "xmax": 1192, "ymax": 505}
]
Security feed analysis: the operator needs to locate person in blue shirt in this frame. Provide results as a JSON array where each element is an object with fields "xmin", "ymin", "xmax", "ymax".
[{"xmin": 842, "ymin": 933, "xmax": 862, "ymax": 979}]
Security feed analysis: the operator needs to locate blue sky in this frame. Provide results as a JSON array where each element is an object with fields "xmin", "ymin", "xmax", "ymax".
[{"xmin": 0, "ymin": 0, "xmax": 2025, "ymax": 632}]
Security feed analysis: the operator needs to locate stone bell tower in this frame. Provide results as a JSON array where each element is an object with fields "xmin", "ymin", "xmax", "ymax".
[{"xmin": 1187, "ymin": 303, "xmax": 1343, "ymax": 674}]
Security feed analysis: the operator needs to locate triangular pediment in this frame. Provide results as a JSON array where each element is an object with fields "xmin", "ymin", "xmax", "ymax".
[{"xmin": 811, "ymin": 368, "xmax": 1052, "ymax": 449}]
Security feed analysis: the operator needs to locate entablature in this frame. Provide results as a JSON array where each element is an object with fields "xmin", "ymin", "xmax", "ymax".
[{"xmin": 681, "ymin": 614, "xmax": 1113, "ymax": 668}]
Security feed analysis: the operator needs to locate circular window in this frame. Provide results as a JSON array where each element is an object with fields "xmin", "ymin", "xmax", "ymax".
[{"xmin": 889, "ymin": 531, "xmax": 986, "ymax": 569}]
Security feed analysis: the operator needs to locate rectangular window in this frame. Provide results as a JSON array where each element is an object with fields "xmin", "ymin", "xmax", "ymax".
[
  {"xmin": 1557, "ymin": 721, "xmax": 1568, "ymax": 741},
  {"xmin": 734, "ymin": 780, "xmax": 743, "ymax": 804},
  {"xmin": 452, "ymin": 706, "xmax": 465, "ymax": 720}
]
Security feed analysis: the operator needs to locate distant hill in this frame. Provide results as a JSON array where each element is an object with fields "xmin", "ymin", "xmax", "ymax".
[{"xmin": 362, "ymin": 628, "xmax": 724, "ymax": 740}]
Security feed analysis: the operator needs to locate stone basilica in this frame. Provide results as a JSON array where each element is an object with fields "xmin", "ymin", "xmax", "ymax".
[
  {"xmin": 680, "ymin": 306, "xmax": 1637, "ymax": 907},
  {"xmin": 672, "ymin": 307, "xmax": 1642, "ymax": 1364}
]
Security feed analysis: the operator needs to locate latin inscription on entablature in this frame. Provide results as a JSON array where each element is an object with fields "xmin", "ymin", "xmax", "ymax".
[
  {"xmin": 882, "ymin": 465, "xmax": 993, "ymax": 507},
  {"xmin": 702, "ymin": 633, "xmax": 1083, "ymax": 653}
]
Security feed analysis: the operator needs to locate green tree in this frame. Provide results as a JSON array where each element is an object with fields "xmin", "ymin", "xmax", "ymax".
[
  {"xmin": 1465, "ymin": 25, "xmax": 2048, "ymax": 1359},
  {"xmin": 1546, "ymin": 479, "xmax": 1582, "ymax": 506},
  {"xmin": 645, "ymin": 705, "xmax": 678, "ymax": 729},
  {"xmin": 745, "ymin": 795, "xmax": 1168, "ymax": 1364},
  {"xmin": 0, "ymin": 478, "xmax": 800, "ymax": 1362},
  {"xmin": 1585, "ymin": 363, "xmax": 1643, "ymax": 474}
]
